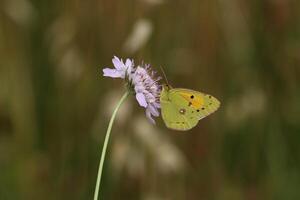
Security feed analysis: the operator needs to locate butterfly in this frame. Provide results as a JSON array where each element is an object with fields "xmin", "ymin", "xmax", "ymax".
[{"xmin": 160, "ymin": 84, "xmax": 220, "ymax": 131}]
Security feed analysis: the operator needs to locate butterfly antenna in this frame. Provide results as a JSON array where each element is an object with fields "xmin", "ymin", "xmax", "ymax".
[{"xmin": 159, "ymin": 66, "xmax": 169, "ymax": 85}]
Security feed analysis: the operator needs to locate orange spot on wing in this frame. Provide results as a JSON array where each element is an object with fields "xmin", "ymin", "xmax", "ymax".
[{"xmin": 179, "ymin": 92, "xmax": 204, "ymax": 109}]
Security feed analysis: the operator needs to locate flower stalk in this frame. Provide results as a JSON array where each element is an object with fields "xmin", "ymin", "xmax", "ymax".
[{"xmin": 93, "ymin": 91, "xmax": 130, "ymax": 200}]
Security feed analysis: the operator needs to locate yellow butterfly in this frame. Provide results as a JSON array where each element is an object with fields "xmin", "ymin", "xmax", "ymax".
[{"xmin": 160, "ymin": 84, "xmax": 220, "ymax": 131}]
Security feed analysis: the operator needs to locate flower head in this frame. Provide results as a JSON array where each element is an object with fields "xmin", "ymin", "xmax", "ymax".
[{"xmin": 103, "ymin": 56, "xmax": 161, "ymax": 123}]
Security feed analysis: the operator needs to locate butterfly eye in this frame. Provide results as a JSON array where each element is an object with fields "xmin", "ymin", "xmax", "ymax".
[
  {"xmin": 190, "ymin": 95, "xmax": 194, "ymax": 99},
  {"xmin": 164, "ymin": 84, "xmax": 170, "ymax": 90}
]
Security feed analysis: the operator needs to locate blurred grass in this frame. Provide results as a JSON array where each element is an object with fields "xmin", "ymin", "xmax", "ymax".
[{"xmin": 0, "ymin": 0, "xmax": 300, "ymax": 199}]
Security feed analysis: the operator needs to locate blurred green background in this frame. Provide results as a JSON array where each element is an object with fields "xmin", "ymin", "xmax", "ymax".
[{"xmin": 1, "ymin": 0, "xmax": 300, "ymax": 199}]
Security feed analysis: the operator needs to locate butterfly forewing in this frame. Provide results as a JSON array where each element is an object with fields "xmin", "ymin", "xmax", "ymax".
[{"xmin": 170, "ymin": 88, "xmax": 220, "ymax": 119}]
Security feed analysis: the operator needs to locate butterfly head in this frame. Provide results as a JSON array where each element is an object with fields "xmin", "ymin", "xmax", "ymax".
[
  {"xmin": 160, "ymin": 84, "xmax": 172, "ymax": 101},
  {"xmin": 162, "ymin": 83, "xmax": 172, "ymax": 92}
]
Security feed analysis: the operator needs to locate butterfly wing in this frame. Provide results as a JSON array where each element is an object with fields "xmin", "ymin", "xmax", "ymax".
[
  {"xmin": 160, "ymin": 86, "xmax": 220, "ymax": 131},
  {"xmin": 161, "ymin": 100, "xmax": 199, "ymax": 131},
  {"xmin": 170, "ymin": 88, "xmax": 220, "ymax": 121}
]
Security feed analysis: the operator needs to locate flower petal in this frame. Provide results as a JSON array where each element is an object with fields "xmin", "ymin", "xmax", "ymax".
[
  {"xmin": 125, "ymin": 59, "xmax": 132, "ymax": 67},
  {"xmin": 125, "ymin": 59, "xmax": 133, "ymax": 75},
  {"xmin": 146, "ymin": 108, "xmax": 155, "ymax": 124},
  {"xmin": 134, "ymin": 85, "xmax": 145, "ymax": 93},
  {"xmin": 136, "ymin": 93, "xmax": 148, "ymax": 108},
  {"xmin": 152, "ymin": 102, "xmax": 160, "ymax": 108},
  {"xmin": 145, "ymin": 92, "xmax": 155, "ymax": 103},
  {"xmin": 103, "ymin": 68, "xmax": 123, "ymax": 78},
  {"xmin": 112, "ymin": 56, "xmax": 125, "ymax": 70},
  {"xmin": 148, "ymin": 104, "xmax": 159, "ymax": 117}
]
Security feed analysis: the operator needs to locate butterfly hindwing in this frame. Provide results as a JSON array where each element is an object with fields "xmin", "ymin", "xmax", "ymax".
[{"xmin": 161, "ymin": 100, "xmax": 199, "ymax": 131}]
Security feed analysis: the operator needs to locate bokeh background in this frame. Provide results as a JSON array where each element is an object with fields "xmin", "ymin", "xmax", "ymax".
[{"xmin": 1, "ymin": 0, "xmax": 300, "ymax": 199}]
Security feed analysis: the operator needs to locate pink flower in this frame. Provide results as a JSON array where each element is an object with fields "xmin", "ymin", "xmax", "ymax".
[{"xmin": 103, "ymin": 56, "xmax": 161, "ymax": 123}]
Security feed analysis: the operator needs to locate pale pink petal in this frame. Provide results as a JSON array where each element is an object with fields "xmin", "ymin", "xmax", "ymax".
[
  {"xmin": 125, "ymin": 59, "xmax": 132, "ymax": 67},
  {"xmin": 153, "ymin": 102, "xmax": 160, "ymax": 108},
  {"xmin": 146, "ymin": 108, "xmax": 155, "ymax": 124},
  {"xmin": 112, "ymin": 56, "xmax": 125, "ymax": 70},
  {"xmin": 148, "ymin": 104, "xmax": 159, "ymax": 117},
  {"xmin": 145, "ymin": 93, "xmax": 155, "ymax": 102},
  {"xmin": 125, "ymin": 59, "xmax": 133, "ymax": 74},
  {"xmin": 103, "ymin": 68, "xmax": 123, "ymax": 78},
  {"xmin": 136, "ymin": 93, "xmax": 147, "ymax": 108},
  {"xmin": 134, "ymin": 85, "xmax": 145, "ymax": 93}
]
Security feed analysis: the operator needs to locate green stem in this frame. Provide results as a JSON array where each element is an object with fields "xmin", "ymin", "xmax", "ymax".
[{"xmin": 93, "ymin": 91, "xmax": 129, "ymax": 200}]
